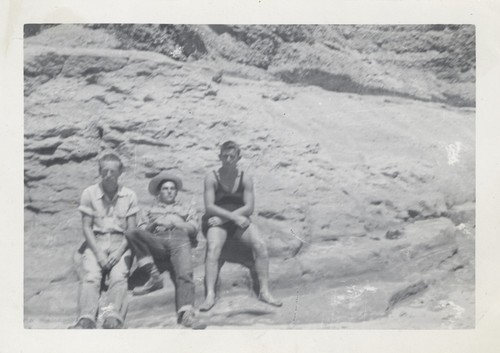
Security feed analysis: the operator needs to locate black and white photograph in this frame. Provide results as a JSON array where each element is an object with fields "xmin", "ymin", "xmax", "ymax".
[{"xmin": 22, "ymin": 23, "xmax": 476, "ymax": 330}]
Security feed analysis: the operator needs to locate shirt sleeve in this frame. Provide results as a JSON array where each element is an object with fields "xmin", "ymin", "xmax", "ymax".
[
  {"xmin": 78, "ymin": 188, "xmax": 94, "ymax": 217},
  {"xmin": 137, "ymin": 208, "xmax": 152, "ymax": 229},
  {"xmin": 126, "ymin": 191, "xmax": 140, "ymax": 217}
]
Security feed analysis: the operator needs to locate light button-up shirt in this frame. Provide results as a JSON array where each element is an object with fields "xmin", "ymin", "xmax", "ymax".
[
  {"xmin": 78, "ymin": 183, "xmax": 139, "ymax": 234},
  {"xmin": 140, "ymin": 200, "xmax": 198, "ymax": 233}
]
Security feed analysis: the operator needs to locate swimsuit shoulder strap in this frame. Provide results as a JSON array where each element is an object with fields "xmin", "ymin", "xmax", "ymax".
[{"xmin": 236, "ymin": 171, "xmax": 245, "ymax": 192}]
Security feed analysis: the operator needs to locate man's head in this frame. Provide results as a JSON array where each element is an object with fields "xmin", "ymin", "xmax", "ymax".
[
  {"xmin": 158, "ymin": 180, "xmax": 178, "ymax": 204},
  {"xmin": 98, "ymin": 153, "xmax": 123, "ymax": 186},
  {"xmin": 148, "ymin": 173, "xmax": 183, "ymax": 204},
  {"xmin": 219, "ymin": 140, "xmax": 241, "ymax": 167}
]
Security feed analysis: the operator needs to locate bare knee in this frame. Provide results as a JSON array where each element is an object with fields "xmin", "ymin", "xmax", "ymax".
[
  {"xmin": 242, "ymin": 226, "xmax": 268, "ymax": 258},
  {"xmin": 206, "ymin": 242, "xmax": 224, "ymax": 261},
  {"xmin": 206, "ymin": 228, "xmax": 227, "ymax": 261},
  {"xmin": 252, "ymin": 239, "xmax": 268, "ymax": 258}
]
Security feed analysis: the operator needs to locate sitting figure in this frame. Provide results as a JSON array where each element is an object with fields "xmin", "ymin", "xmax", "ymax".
[
  {"xmin": 72, "ymin": 153, "xmax": 139, "ymax": 329},
  {"xmin": 125, "ymin": 173, "xmax": 199, "ymax": 327},
  {"xmin": 199, "ymin": 140, "xmax": 282, "ymax": 312}
]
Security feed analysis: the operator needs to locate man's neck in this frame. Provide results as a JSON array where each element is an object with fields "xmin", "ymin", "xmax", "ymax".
[
  {"xmin": 158, "ymin": 199, "xmax": 176, "ymax": 205},
  {"xmin": 102, "ymin": 181, "xmax": 119, "ymax": 199},
  {"xmin": 219, "ymin": 165, "xmax": 238, "ymax": 176}
]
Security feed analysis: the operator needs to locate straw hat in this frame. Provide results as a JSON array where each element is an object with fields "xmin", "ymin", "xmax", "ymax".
[{"xmin": 148, "ymin": 172, "xmax": 183, "ymax": 195}]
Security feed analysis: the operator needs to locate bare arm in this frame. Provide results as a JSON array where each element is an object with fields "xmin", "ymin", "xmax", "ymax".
[
  {"xmin": 122, "ymin": 215, "xmax": 136, "ymax": 250},
  {"xmin": 120, "ymin": 215, "xmax": 136, "ymax": 250},
  {"xmin": 118, "ymin": 200, "xmax": 138, "ymax": 254},
  {"xmin": 82, "ymin": 214, "xmax": 107, "ymax": 268},
  {"xmin": 231, "ymin": 174, "xmax": 254, "ymax": 217},
  {"xmin": 106, "ymin": 214, "xmax": 137, "ymax": 268}
]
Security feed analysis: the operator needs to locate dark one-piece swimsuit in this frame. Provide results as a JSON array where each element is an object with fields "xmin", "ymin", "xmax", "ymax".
[{"xmin": 202, "ymin": 171, "xmax": 245, "ymax": 237}]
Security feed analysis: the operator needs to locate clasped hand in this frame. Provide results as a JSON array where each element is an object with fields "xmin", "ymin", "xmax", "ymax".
[
  {"xmin": 207, "ymin": 216, "xmax": 225, "ymax": 227},
  {"xmin": 155, "ymin": 215, "xmax": 183, "ymax": 230},
  {"xmin": 208, "ymin": 215, "xmax": 250, "ymax": 228},
  {"xmin": 232, "ymin": 215, "xmax": 250, "ymax": 228},
  {"xmin": 97, "ymin": 250, "xmax": 122, "ymax": 270}
]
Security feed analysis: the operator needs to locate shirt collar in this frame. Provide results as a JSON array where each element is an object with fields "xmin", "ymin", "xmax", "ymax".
[{"xmin": 155, "ymin": 200, "xmax": 178, "ymax": 207}]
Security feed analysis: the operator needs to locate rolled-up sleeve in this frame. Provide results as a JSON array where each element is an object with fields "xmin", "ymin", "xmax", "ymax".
[
  {"xmin": 78, "ymin": 188, "xmax": 94, "ymax": 217},
  {"xmin": 126, "ymin": 192, "xmax": 140, "ymax": 218},
  {"xmin": 137, "ymin": 209, "xmax": 152, "ymax": 229}
]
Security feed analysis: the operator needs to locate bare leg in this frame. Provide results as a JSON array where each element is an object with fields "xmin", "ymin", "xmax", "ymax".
[
  {"xmin": 199, "ymin": 227, "xmax": 227, "ymax": 312},
  {"xmin": 237, "ymin": 224, "xmax": 282, "ymax": 307}
]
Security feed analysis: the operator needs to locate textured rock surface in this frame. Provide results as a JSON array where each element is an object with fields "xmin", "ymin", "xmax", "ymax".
[
  {"xmin": 24, "ymin": 25, "xmax": 475, "ymax": 328},
  {"xmin": 25, "ymin": 24, "xmax": 475, "ymax": 107}
]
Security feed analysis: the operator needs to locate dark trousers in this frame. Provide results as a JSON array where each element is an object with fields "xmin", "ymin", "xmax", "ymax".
[{"xmin": 126, "ymin": 228, "xmax": 194, "ymax": 312}]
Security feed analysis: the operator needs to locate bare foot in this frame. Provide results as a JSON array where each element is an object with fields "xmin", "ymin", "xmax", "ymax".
[
  {"xmin": 199, "ymin": 295, "xmax": 216, "ymax": 312},
  {"xmin": 259, "ymin": 291, "xmax": 283, "ymax": 307}
]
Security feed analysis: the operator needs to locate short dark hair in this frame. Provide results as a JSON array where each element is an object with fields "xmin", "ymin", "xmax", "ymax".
[
  {"xmin": 220, "ymin": 140, "xmax": 241, "ymax": 156},
  {"xmin": 98, "ymin": 153, "xmax": 123, "ymax": 172}
]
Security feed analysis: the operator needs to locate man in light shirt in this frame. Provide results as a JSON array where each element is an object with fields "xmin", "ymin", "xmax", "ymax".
[{"xmin": 72, "ymin": 153, "xmax": 139, "ymax": 329}]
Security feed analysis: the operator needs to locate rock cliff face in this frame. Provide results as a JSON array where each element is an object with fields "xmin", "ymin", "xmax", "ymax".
[{"xmin": 24, "ymin": 25, "xmax": 475, "ymax": 328}]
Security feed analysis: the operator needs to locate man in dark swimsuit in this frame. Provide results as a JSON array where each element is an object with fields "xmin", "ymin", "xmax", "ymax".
[{"xmin": 199, "ymin": 140, "xmax": 282, "ymax": 311}]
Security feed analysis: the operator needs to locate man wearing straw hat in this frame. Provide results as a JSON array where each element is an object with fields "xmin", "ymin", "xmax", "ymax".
[{"xmin": 125, "ymin": 173, "xmax": 199, "ymax": 327}]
